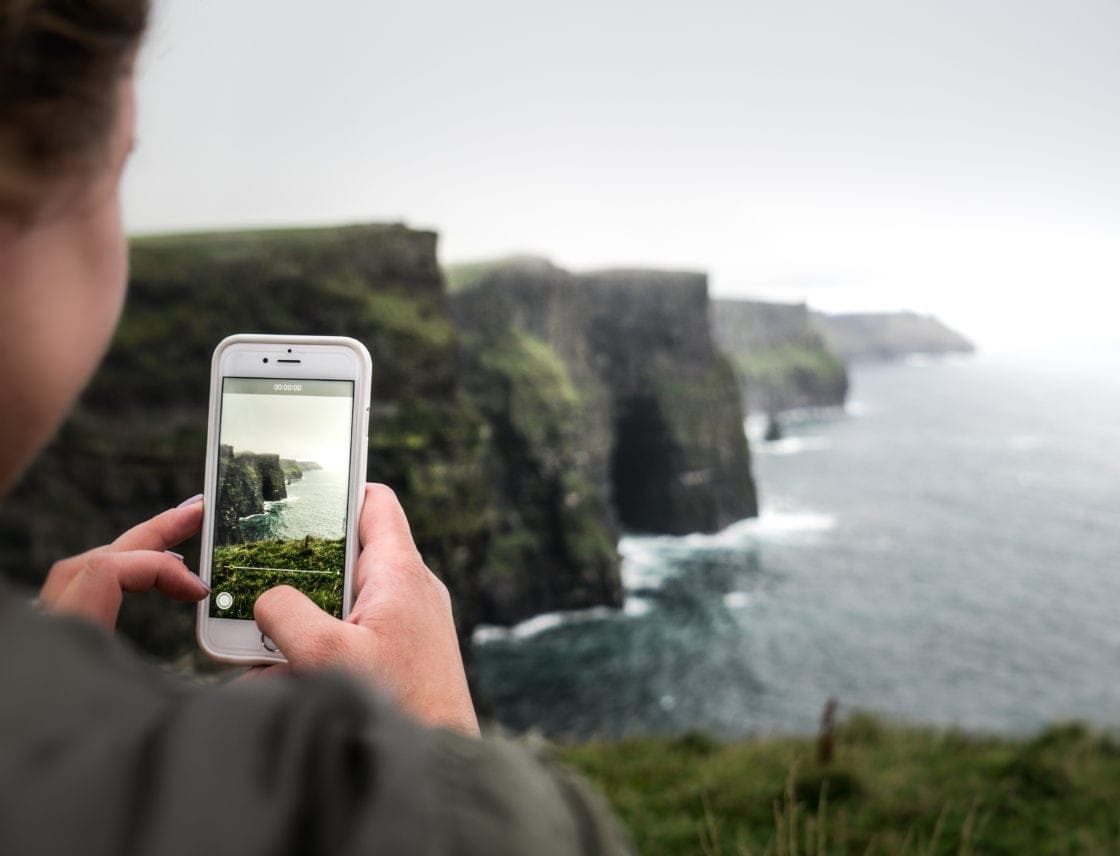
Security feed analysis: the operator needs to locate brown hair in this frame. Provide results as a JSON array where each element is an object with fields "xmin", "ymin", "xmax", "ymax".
[{"xmin": 0, "ymin": 0, "xmax": 149, "ymax": 219}]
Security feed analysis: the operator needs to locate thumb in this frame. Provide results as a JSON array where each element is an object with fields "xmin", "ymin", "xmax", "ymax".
[{"xmin": 254, "ymin": 585, "xmax": 352, "ymax": 668}]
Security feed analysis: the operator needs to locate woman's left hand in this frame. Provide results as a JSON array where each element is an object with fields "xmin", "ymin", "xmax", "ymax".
[{"xmin": 37, "ymin": 495, "xmax": 209, "ymax": 631}]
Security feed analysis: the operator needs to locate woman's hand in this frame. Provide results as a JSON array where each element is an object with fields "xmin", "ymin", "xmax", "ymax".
[
  {"xmin": 38, "ymin": 495, "xmax": 209, "ymax": 630},
  {"xmin": 254, "ymin": 484, "xmax": 480, "ymax": 737}
]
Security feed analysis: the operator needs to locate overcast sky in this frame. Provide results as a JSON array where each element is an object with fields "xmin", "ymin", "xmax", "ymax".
[
  {"xmin": 221, "ymin": 392, "xmax": 353, "ymax": 471},
  {"xmin": 123, "ymin": 0, "xmax": 1120, "ymax": 350}
]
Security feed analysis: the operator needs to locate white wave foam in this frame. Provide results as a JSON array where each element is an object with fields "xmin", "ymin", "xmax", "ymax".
[
  {"xmin": 472, "ymin": 605, "xmax": 619, "ymax": 645},
  {"xmin": 476, "ymin": 507, "xmax": 835, "ymax": 645},
  {"xmin": 723, "ymin": 591, "xmax": 752, "ymax": 609},
  {"xmin": 755, "ymin": 436, "xmax": 832, "ymax": 456},
  {"xmin": 618, "ymin": 540, "xmax": 672, "ymax": 589},
  {"xmin": 623, "ymin": 597, "xmax": 653, "ymax": 617},
  {"xmin": 750, "ymin": 509, "xmax": 838, "ymax": 539},
  {"xmin": 623, "ymin": 508, "xmax": 837, "ymax": 554}
]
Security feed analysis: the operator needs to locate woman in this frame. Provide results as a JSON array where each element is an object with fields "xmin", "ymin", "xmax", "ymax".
[{"xmin": 0, "ymin": 2, "xmax": 629, "ymax": 853}]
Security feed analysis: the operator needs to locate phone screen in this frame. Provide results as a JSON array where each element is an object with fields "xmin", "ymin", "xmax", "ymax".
[{"xmin": 208, "ymin": 377, "xmax": 355, "ymax": 620}]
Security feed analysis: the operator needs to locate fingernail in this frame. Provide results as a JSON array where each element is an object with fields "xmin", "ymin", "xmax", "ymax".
[
  {"xmin": 176, "ymin": 493, "xmax": 204, "ymax": 509},
  {"xmin": 194, "ymin": 574, "xmax": 211, "ymax": 594},
  {"xmin": 165, "ymin": 550, "xmax": 185, "ymax": 561}
]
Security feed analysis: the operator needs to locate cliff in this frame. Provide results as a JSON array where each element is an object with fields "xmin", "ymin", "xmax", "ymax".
[
  {"xmin": 0, "ymin": 225, "xmax": 622, "ymax": 663},
  {"xmin": 215, "ymin": 446, "xmax": 288, "ymax": 545},
  {"xmin": 710, "ymin": 298, "xmax": 848, "ymax": 414},
  {"xmin": 452, "ymin": 258, "xmax": 758, "ymax": 536},
  {"xmin": 813, "ymin": 311, "xmax": 976, "ymax": 362}
]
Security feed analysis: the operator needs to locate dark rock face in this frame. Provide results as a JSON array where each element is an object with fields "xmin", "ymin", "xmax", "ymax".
[
  {"xmin": 453, "ymin": 260, "xmax": 758, "ymax": 536},
  {"xmin": 0, "ymin": 225, "xmax": 622, "ymax": 663},
  {"xmin": 457, "ymin": 327, "xmax": 620, "ymax": 621},
  {"xmin": 812, "ymin": 311, "xmax": 976, "ymax": 362},
  {"xmin": 214, "ymin": 446, "xmax": 288, "ymax": 545},
  {"xmin": 711, "ymin": 298, "xmax": 849, "ymax": 415}
]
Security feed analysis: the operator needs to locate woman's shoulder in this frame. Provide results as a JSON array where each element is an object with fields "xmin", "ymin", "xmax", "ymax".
[{"xmin": 0, "ymin": 584, "xmax": 631, "ymax": 855}]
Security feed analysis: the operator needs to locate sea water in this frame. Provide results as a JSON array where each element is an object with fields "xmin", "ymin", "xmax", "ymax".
[
  {"xmin": 238, "ymin": 468, "xmax": 348, "ymax": 542},
  {"xmin": 471, "ymin": 347, "xmax": 1120, "ymax": 737}
]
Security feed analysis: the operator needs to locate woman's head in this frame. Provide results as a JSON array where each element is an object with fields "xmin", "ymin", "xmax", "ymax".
[
  {"xmin": 1, "ymin": 0, "xmax": 148, "ymax": 219},
  {"xmin": 0, "ymin": 0, "xmax": 148, "ymax": 494}
]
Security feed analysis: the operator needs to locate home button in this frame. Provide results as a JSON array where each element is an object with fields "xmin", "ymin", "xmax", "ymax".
[{"xmin": 261, "ymin": 633, "xmax": 280, "ymax": 653}]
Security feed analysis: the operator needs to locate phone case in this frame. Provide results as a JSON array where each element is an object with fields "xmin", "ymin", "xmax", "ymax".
[{"xmin": 196, "ymin": 334, "xmax": 372, "ymax": 664}]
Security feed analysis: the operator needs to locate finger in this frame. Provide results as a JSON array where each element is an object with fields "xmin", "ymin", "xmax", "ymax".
[
  {"xmin": 356, "ymin": 483, "xmax": 421, "ymax": 590},
  {"xmin": 38, "ymin": 551, "xmax": 94, "ymax": 605},
  {"xmin": 107, "ymin": 550, "xmax": 211, "ymax": 599},
  {"xmin": 111, "ymin": 498, "xmax": 205, "ymax": 553},
  {"xmin": 254, "ymin": 585, "xmax": 355, "ymax": 668},
  {"xmin": 52, "ymin": 550, "xmax": 210, "ymax": 629}
]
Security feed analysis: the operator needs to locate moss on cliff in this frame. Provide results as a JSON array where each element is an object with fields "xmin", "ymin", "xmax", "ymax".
[
  {"xmin": 711, "ymin": 298, "xmax": 849, "ymax": 414},
  {"xmin": 732, "ymin": 341, "xmax": 848, "ymax": 414},
  {"xmin": 459, "ymin": 327, "xmax": 622, "ymax": 617},
  {"xmin": 454, "ymin": 260, "xmax": 758, "ymax": 536}
]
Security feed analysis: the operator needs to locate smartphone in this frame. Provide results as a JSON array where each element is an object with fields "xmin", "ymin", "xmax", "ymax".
[{"xmin": 196, "ymin": 334, "xmax": 372, "ymax": 663}]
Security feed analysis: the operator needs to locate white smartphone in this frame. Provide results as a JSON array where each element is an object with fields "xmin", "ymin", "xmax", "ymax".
[{"xmin": 196, "ymin": 334, "xmax": 372, "ymax": 664}]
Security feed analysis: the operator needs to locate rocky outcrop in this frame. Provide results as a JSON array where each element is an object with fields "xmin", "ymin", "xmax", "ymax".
[
  {"xmin": 711, "ymin": 298, "xmax": 848, "ymax": 415},
  {"xmin": 279, "ymin": 459, "xmax": 303, "ymax": 483},
  {"xmin": 452, "ymin": 258, "xmax": 758, "ymax": 537},
  {"xmin": 215, "ymin": 446, "xmax": 288, "ymax": 545},
  {"xmin": 813, "ymin": 311, "xmax": 975, "ymax": 362},
  {"xmin": 0, "ymin": 225, "xmax": 622, "ymax": 663}
]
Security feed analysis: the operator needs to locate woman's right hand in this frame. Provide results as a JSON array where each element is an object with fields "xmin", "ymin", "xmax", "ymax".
[{"xmin": 253, "ymin": 484, "xmax": 480, "ymax": 737}]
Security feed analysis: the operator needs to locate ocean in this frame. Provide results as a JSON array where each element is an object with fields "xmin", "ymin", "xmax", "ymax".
[
  {"xmin": 239, "ymin": 468, "xmax": 349, "ymax": 542},
  {"xmin": 471, "ymin": 347, "xmax": 1120, "ymax": 738}
]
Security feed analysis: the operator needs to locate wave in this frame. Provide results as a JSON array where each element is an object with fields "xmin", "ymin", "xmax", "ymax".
[
  {"xmin": 755, "ymin": 436, "xmax": 833, "ymax": 456},
  {"xmin": 475, "ymin": 506, "xmax": 836, "ymax": 644},
  {"xmin": 472, "ymin": 605, "xmax": 620, "ymax": 645},
  {"xmin": 622, "ymin": 507, "xmax": 837, "ymax": 552},
  {"xmin": 617, "ymin": 507, "xmax": 836, "ymax": 591},
  {"xmin": 623, "ymin": 597, "xmax": 653, "ymax": 617},
  {"xmin": 723, "ymin": 591, "xmax": 753, "ymax": 609},
  {"xmin": 750, "ymin": 508, "xmax": 838, "ymax": 539}
]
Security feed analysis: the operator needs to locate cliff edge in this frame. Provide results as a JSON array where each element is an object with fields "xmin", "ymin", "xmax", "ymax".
[
  {"xmin": 452, "ymin": 258, "xmax": 758, "ymax": 537},
  {"xmin": 813, "ymin": 311, "xmax": 976, "ymax": 362},
  {"xmin": 711, "ymin": 298, "xmax": 848, "ymax": 414}
]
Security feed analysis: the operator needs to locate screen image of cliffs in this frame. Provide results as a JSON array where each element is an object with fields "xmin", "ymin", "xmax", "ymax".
[{"xmin": 209, "ymin": 378, "xmax": 355, "ymax": 620}]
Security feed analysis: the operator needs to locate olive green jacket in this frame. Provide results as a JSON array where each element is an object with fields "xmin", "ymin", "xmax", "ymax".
[{"xmin": 0, "ymin": 585, "xmax": 632, "ymax": 855}]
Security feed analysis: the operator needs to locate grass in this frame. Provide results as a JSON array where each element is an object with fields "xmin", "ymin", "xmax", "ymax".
[
  {"xmin": 210, "ymin": 537, "xmax": 346, "ymax": 619},
  {"xmin": 558, "ymin": 715, "xmax": 1120, "ymax": 855}
]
